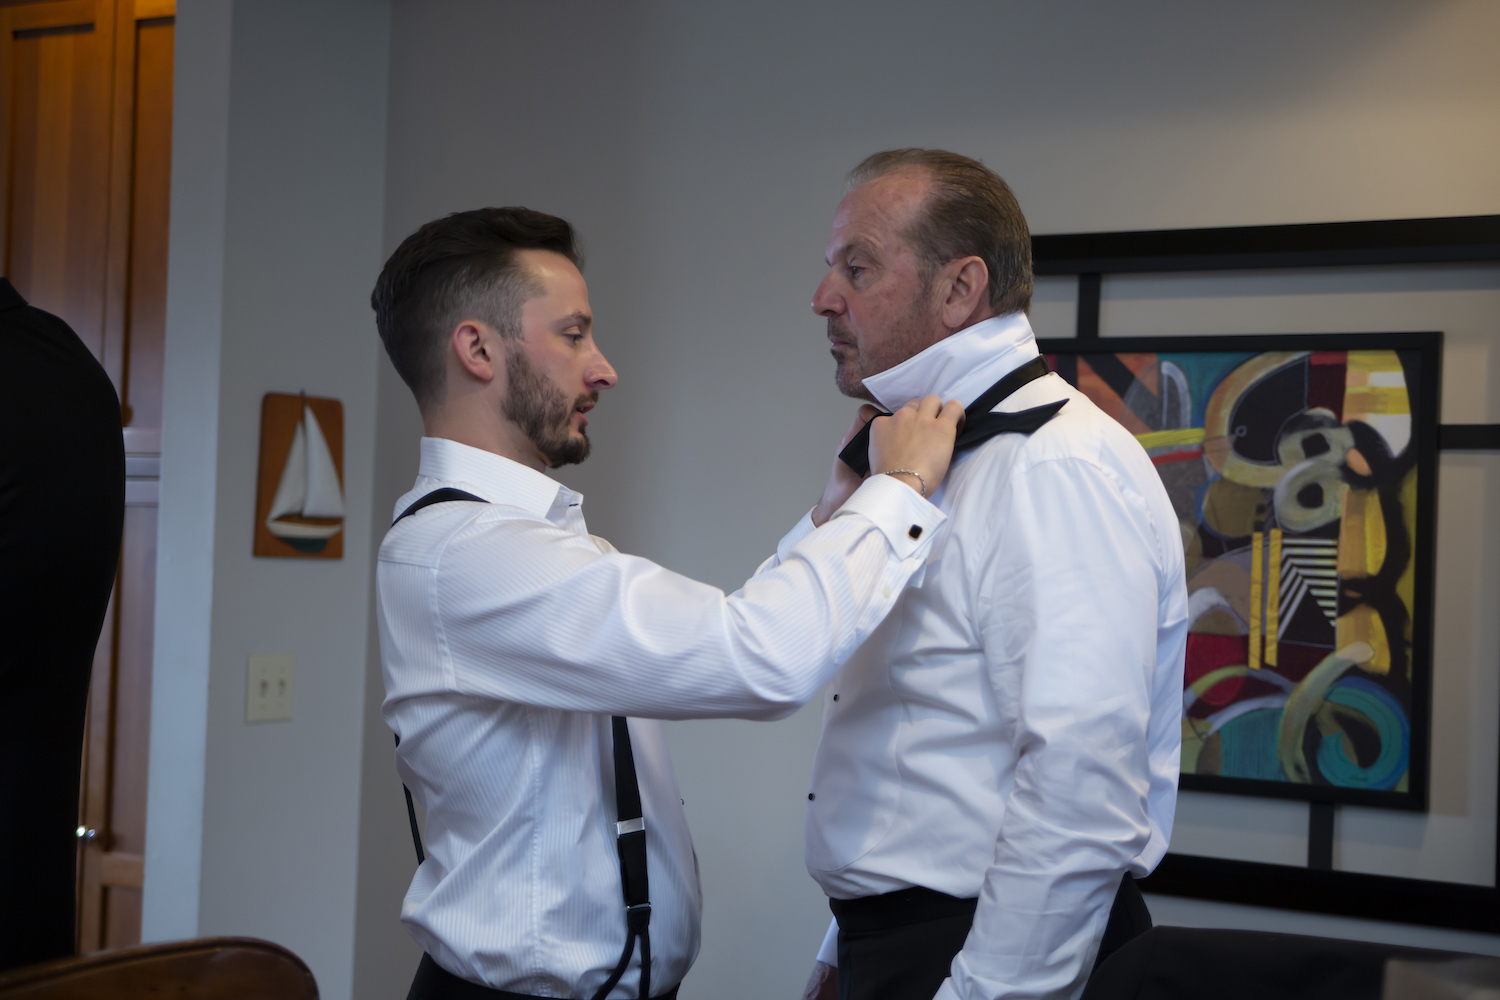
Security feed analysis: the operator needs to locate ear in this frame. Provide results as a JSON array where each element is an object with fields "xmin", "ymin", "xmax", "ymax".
[
  {"xmin": 936, "ymin": 256, "xmax": 991, "ymax": 330},
  {"xmin": 449, "ymin": 320, "xmax": 499, "ymax": 383}
]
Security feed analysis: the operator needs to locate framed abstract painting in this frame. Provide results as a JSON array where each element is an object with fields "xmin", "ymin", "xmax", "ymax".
[{"xmin": 1039, "ymin": 333, "xmax": 1440, "ymax": 811}]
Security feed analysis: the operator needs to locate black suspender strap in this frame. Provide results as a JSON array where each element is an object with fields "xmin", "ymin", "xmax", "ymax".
[
  {"xmin": 592, "ymin": 716, "xmax": 652, "ymax": 1000},
  {"xmin": 393, "ymin": 733, "xmax": 425, "ymax": 865},
  {"xmin": 390, "ymin": 487, "xmax": 655, "ymax": 999},
  {"xmin": 390, "ymin": 488, "xmax": 487, "ymax": 869},
  {"xmin": 394, "ymin": 487, "xmax": 488, "ymax": 524}
]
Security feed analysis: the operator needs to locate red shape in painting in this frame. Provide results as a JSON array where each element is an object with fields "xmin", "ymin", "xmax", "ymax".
[
  {"xmin": 1307, "ymin": 351, "xmax": 1346, "ymax": 421},
  {"xmin": 1185, "ymin": 632, "xmax": 1249, "ymax": 707}
]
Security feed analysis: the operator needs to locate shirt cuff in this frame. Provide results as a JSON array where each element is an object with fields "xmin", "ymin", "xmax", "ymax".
[
  {"xmin": 775, "ymin": 508, "xmax": 819, "ymax": 566},
  {"xmin": 830, "ymin": 473, "xmax": 944, "ymax": 560},
  {"xmin": 815, "ymin": 916, "xmax": 839, "ymax": 967}
]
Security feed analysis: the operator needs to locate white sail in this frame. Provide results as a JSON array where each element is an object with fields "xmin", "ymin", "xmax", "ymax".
[
  {"xmin": 266, "ymin": 420, "xmax": 308, "ymax": 522},
  {"xmin": 301, "ymin": 405, "xmax": 345, "ymax": 518},
  {"xmin": 265, "ymin": 403, "xmax": 344, "ymax": 543}
]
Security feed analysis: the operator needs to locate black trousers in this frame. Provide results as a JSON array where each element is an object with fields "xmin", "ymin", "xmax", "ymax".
[
  {"xmin": 832, "ymin": 876, "xmax": 1151, "ymax": 1000},
  {"xmin": 407, "ymin": 954, "xmax": 679, "ymax": 1000}
]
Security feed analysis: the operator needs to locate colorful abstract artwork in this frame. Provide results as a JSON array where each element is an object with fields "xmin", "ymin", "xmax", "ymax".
[{"xmin": 1043, "ymin": 335, "xmax": 1436, "ymax": 808}]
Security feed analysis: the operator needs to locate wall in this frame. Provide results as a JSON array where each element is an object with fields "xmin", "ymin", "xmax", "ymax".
[
  {"xmin": 366, "ymin": 2, "xmax": 1500, "ymax": 998},
  {"xmin": 144, "ymin": 2, "xmax": 392, "ymax": 998}
]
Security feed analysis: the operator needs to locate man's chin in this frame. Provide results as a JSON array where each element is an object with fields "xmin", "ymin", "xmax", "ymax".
[
  {"xmin": 542, "ymin": 430, "xmax": 591, "ymax": 468},
  {"xmin": 834, "ymin": 364, "xmax": 877, "ymax": 403}
]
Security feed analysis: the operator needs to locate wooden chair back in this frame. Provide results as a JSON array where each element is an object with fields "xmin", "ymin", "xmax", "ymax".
[{"xmin": 0, "ymin": 936, "xmax": 317, "ymax": 999}]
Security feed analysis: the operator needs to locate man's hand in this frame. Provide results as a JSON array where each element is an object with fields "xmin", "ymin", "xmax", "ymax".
[
  {"xmin": 801, "ymin": 961, "xmax": 838, "ymax": 1000},
  {"xmin": 869, "ymin": 394, "xmax": 964, "ymax": 498},
  {"xmin": 812, "ymin": 404, "xmax": 881, "ymax": 527}
]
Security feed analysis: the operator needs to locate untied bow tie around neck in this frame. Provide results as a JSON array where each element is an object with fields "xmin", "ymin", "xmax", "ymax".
[{"xmin": 838, "ymin": 355, "xmax": 1066, "ymax": 477}]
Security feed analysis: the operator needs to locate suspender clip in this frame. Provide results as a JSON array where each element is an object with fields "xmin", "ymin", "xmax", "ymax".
[{"xmin": 626, "ymin": 902, "xmax": 652, "ymax": 934}]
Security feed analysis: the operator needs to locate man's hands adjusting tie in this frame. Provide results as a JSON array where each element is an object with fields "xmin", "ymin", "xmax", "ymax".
[
  {"xmin": 812, "ymin": 358, "xmax": 1066, "ymax": 527},
  {"xmin": 812, "ymin": 395, "xmax": 964, "ymax": 526}
]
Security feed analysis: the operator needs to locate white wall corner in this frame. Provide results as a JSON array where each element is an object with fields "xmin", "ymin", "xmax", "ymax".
[{"xmin": 141, "ymin": 0, "xmax": 234, "ymax": 945}]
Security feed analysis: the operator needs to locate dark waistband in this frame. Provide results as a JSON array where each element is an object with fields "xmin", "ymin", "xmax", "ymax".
[
  {"xmin": 829, "ymin": 886, "xmax": 979, "ymax": 934},
  {"xmin": 410, "ymin": 954, "xmax": 679, "ymax": 1000}
]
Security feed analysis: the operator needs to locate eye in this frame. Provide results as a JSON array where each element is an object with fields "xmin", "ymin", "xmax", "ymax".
[{"xmin": 846, "ymin": 264, "xmax": 864, "ymax": 280}]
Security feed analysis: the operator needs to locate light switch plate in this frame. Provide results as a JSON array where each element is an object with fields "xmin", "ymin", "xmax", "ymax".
[{"xmin": 247, "ymin": 653, "xmax": 294, "ymax": 723}]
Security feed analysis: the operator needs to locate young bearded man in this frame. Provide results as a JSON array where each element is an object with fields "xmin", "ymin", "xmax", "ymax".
[
  {"xmin": 792, "ymin": 151, "xmax": 1189, "ymax": 1000},
  {"xmin": 371, "ymin": 207, "xmax": 965, "ymax": 1000}
]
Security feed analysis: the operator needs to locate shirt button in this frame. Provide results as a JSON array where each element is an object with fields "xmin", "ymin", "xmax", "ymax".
[
  {"xmin": 808, "ymin": 793, "xmax": 816, "ymax": 801},
  {"xmin": 908, "ymin": 525, "xmax": 923, "ymax": 540},
  {"xmin": 832, "ymin": 694, "xmax": 839, "ymax": 702}
]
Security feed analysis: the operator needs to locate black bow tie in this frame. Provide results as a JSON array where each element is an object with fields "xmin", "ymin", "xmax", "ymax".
[{"xmin": 838, "ymin": 355, "xmax": 1065, "ymax": 477}]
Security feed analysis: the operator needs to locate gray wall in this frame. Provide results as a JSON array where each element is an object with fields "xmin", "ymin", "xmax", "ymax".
[
  {"xmin": 370, "ymin": 3, "xmax": 1500, "ymax": 999},
  {"xmin": 146, "ymin": 3, "xmax": 391, "ymax": 999},
  {"xmin": 145, "ymin": 2, "xmax": 1500, "ymax": 999}
]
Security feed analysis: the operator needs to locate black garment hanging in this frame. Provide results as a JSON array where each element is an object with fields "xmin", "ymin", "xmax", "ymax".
[
  {"xmin": 390, "ymin": 489, "xmax": 652, "ymax": 1000},
  {"xmin": 0, "ymin": 278, "xmax": 125, "ymax": 972},
  {"xmin": 838, "ymin": 355, "xmax": 1065, "ymax": 477}
]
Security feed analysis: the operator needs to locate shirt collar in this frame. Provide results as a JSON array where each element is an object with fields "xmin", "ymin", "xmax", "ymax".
[
  {"xmin": 860, "ymin": 311, "xmax": 1041, "ymax": 413},
  {"xmin": 413, "ymin": 437, "xmax": 568, "ymax": 518}
]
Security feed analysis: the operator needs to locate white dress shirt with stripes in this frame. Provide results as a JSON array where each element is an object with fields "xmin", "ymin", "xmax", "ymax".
[
  {"xmin": 377, "ymin": 436, "xmax": 944, "ymax": 997},
  {"xmin": 794, "ymin": 313, "xmax": 1189, "ymax": 1000}
]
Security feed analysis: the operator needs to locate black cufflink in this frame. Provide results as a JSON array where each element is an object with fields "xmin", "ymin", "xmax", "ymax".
[
  {"xmin": 908, "ymin": 525, "xmax": 923, "ymax": 540},
  {"xmin": 808, "ymin": 793, "xmax": 816, "ymax": 801}
]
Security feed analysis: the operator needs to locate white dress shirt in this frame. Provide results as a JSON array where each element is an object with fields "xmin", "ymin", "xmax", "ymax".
[
  {"xmin": 377, "ymin": 437, "xmax": 944, "ymax": 997},
  {"xmin": 788, "ymin": 313, "xmax": 1189, "ymax": 1000}
]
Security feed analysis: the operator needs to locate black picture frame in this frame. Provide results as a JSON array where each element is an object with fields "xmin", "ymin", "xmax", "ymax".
[
  {"xmin": 1039, "ymin": 332, "xmax": 1440, "ymax": 814},
  {"xmin": 1030, "ymin": 215, "xmax": 1500, "ymax": 932}
]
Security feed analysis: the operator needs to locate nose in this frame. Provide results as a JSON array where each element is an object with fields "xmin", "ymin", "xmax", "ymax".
[
  {"xmin": 811, "ymin": 270, "xmax": 843, "ymax": 319},
  {"xmin": 586, "ymin": 344, "xmax": 618, "ymax": 392}
]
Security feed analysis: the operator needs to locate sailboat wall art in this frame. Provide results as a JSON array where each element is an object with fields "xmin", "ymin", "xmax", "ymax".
[{"xmin": 254, "ymin": 393, "xmax": 345, "ymax": 559}]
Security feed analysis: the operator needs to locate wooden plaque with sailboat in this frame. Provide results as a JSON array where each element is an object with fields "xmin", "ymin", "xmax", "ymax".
[{"xmin": 254, "ymin": 393, "xmax": 346, "ymax": 558}]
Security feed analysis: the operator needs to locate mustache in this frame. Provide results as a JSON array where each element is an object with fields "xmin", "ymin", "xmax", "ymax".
[
  {"xmin": 826, "ymin": 316, "xmax": 855, "ymax": 344},
  {"xmin": 572, "ymin": 392, "xmax": 599, "ymax": 409}
]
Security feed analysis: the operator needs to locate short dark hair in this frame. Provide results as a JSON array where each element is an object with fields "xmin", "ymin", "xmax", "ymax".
[
  {"xmin": 371, "ymin": 207, "xmax": 582, "ymax": 408},
  {"xmin": 846, "ymin": 149, "xmax": 1032, "ymax": 316}
]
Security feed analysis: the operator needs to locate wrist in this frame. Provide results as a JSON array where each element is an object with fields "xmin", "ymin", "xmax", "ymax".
[{"xmin": 878, "ymin": 468, "xmax": 928, "ymax": 497}]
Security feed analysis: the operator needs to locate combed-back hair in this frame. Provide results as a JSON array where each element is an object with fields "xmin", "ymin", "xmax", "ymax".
[
  {"xmin": 371, "ymin": 207, "xmax": 582, "ymax": 408},
  {"xmin": 846, "ymin": 149, "xmax": 1032, "ymax": 316}
]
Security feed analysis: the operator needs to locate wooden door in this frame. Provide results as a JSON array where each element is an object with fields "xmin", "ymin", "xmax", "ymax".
[{"xmin": 0, "ymin": 0, "xmax": 174, "ymax": 953}]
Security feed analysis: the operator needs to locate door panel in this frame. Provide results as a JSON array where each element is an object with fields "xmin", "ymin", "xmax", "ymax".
[{"xmin": 0, "ymin": 0, "xmax": 114, "ymax": 360}]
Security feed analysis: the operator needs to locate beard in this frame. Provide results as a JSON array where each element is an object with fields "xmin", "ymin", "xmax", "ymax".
[
  {"xmin": 829, "ymin": 284, "xmax": 942, "ymax": 401},
  {"xmin": 501, "ymin": 343, "xmax": 594, "ymax": 467}
]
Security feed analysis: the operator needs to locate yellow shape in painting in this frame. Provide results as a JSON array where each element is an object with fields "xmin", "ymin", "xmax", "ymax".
[
  {"xmin": 1347, "ymin": 350, "xmax": 1405, "ymax": 375},
  {"xmin": 1396, "ymin": 468, "xmax": 1418, "ymax": 678},
  {"xmin": 1337, "ymin": 488, "xmax": 1386, "ymax": 579},
  {"xmin": 1336, "ymin": 604, "xmax": 1391, "ymax": 675},
  {"xmin": 1343, "ymin": 387, "xmax": 1410, "ymax": 415},
  {"xmin": 1248, "ymin": 530, "xmax": 1263, "ymax": 670},
  {"xmin": 1136, "ymin": 428, "xmax": 1206, "ymax": 450},
  {"xmin": 1344, "ymin": 351, "xmax": 1409, "ymax": 419},
  {"xmin": 1202, "ymin": 352, "xmax": 1307, "ymax": 476},
  {"xmin": 1202, "ymin": 477, "xmax": 1264, "ymax": 539},
  {"xmin": 1265, "ymin": 529, "xmax": 1281, "ymax": 666},
  {"xmin": 1181, "ymin": 718, "xmax": 1206, "ymax": 774},
  {"xmin": 1189, "ymin": 665, "xmax": 1250, "ymax": 700},
  {"xmin": 1363, "ymin": 493, "xmax": 1387, "ymax": 575}
]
